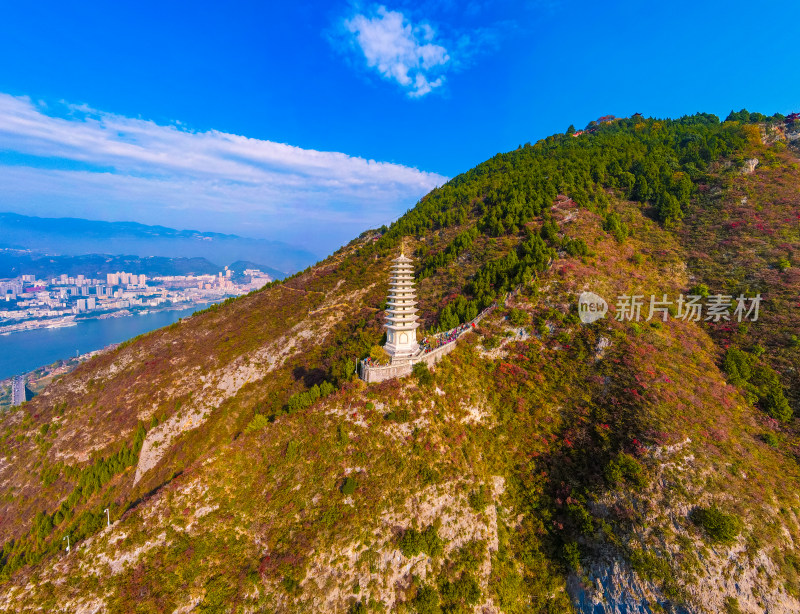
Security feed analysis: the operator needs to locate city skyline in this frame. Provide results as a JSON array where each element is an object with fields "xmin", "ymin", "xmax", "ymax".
[{"xmin": 0, "ymin": 266, "xmax": 273, "ymax": 336}]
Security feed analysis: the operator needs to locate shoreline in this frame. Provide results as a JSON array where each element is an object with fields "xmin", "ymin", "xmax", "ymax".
[
  {"xmin": 0, "ymin": 301, "xmax": 217, "ymax": 399},
  {"xmin": 0, "ymin": 299, "xmax": 222, "ymax": 337},
  {"xmin": 0, "ymin": 316, "xmax": 78, "ymax": 336},
  {"xmin": 0, "ymin": 342, "xmax": 120, "ymax": 409}
]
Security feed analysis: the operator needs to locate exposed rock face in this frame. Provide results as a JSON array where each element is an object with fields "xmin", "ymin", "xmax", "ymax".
[
  {"xmin": 567, "ymin": 559, "xmax": 691, "ymax": 614},
  {"xmin": 300, "ymin": 478, "xmax": 505, "ymax": 612},
  {"xmin": 594, "ymin": 336, "xmax": 611, "ymax": 360},
  {"xmin": 741, "ymin": 158, "xmax": 759, "ymax": 174},
  {"xmin": 568, "ymin": 549, "xmax": 800, "ymax": 614},
  {"xmin": 132, "ymin": 332, "xmax": 299, "ymax": 484}
]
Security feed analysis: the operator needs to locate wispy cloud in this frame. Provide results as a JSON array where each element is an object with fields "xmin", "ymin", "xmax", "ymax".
[
  {"xmin": 0, "ymin": 94, "xmax": 448, "ymax": 252},
  {"xmin": 342, "ymin": 6, "xmax": 450, "ymax": 97}
]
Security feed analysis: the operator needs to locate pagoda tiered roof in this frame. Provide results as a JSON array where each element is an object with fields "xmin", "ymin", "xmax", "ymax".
[{"xmin": 384, "ymin": 252, "xmax": 420, "ymax": 333}]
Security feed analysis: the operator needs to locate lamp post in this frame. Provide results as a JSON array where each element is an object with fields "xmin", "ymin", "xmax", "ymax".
[
  {"xmin": 63, "ymin": 535, "xmax": 70, "ymax": 553},
  {"xmin": 104, "ymin": 508, "xmax": 110, "ymax": 527}
]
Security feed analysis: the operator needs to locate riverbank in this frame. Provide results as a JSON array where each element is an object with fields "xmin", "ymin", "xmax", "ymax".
[
  {"xmin": 0, "ymin": 343, "xmax": 117, "ymax": 409},
  {"xmin": 0, "ymin": 298, "xmax": 226, "ymax": 337},
  {"xmin": 0, "ymin": 302, "xmax": 214, "ymax": 383},
  {"xmin": 0, "ymin": 315, "xmax": 77, "ymax": 335}
]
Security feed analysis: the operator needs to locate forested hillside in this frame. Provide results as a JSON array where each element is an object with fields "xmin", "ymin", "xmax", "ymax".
[{"xmin": 1, "ymin": 111, "xmax": 799, "ymax": 613}]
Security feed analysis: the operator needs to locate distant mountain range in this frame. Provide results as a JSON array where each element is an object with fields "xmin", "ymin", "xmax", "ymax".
[
  {"xmin": 0, "ymin": 251, "xmax": 286, "ymax": 280},
  {"xmin": 0, "ymin": 212, "xmax": 318, "ymax": 275}
]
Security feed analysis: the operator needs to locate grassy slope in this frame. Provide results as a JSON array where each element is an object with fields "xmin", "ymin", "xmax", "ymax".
[
  {"xmin": 0, "ymin": 120, "xmax": 798, "ymax": 613},
  {"xmin": 681, "ymin": 145, "xmax": 800, "ymax": 410}
]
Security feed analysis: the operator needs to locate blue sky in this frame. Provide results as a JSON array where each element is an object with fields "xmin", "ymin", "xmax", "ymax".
[{"xmin": 1, "ymin": 0, "xmax": 799, "ymax": 255}]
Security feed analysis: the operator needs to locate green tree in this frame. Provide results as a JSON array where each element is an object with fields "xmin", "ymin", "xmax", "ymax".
[
  {"xmin": 508, "ymin": 309, "xmax": 528, "ymax": 326},
  {"xmin": 412, "ymin": 585, "xmax": 441, "ymax": 614},
  {"xmin": 369, "ymin": 345, "xmax": 391, "ymax": 365},
  {"xmin": 632, "ymin": 175, "xmax": 649, "ymax": 202},
  {"xmin": 602, "ymin": 212, "xmax": 629, "ymax": 242},
  {"xmin": 690, "ymin": 504, "xmax": 742, "ymax": 544},
  {"xmin": 439, "ymin": 573, "xmax": 480, "ymax": 611},
  {"xmin": 341, "ymin": 476, "xmax": 357, "ymax": 496},
  {"xmin": 413, "ymin": 362, "xmax": 433, "ymax": 387}
]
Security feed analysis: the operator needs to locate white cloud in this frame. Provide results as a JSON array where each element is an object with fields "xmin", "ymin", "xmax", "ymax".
[
  {"xmin": 0, "ymin": 93, "xmax": 448, "ymax": 252},
  {"xmin": 343, "ymin": 6, "xmax": 450, "ymax": 97}
]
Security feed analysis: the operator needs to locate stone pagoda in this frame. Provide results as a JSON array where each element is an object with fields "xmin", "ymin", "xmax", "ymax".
[{"xmin": 383, "ymin": 250, "xmax": 420, "ymax": 361}]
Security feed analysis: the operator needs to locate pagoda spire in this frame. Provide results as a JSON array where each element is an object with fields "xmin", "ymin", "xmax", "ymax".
[{"xmin": 383, "ymin": 248, "xmax": 420, "ymax": 360}]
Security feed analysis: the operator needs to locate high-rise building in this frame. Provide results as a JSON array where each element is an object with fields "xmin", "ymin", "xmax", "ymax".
[
  {"xmin": 11, "ymin": 376, "xmax": 27, "ymax": 406},
  {"xmin": 0, "ymin": 279, "xmax": 23, "ymax": 298}
]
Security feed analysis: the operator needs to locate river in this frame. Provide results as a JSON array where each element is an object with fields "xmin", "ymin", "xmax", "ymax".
[{"xmin": 0, "ymin": 304, "xmax": 213, "ymax": 381}]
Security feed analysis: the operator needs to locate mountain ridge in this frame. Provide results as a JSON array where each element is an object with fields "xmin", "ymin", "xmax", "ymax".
[
  {"xmin": 0, "ymin": 250, "xmax": 286, "ymax": 280},
  {"xmin": 0, "ymin": 212, "xmax": 318, "ymax": 274}
]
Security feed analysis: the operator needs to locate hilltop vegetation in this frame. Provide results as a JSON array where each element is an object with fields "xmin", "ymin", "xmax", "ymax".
[{"xmin": 0, "ymin": 111, "xmax": 799, "ymax": 613}]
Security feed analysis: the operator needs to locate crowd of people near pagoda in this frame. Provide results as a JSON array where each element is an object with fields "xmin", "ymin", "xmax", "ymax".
[{"xmin": 419, "ymin": 322, "xmax": 475, "ymax": 353}]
